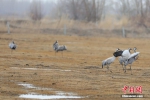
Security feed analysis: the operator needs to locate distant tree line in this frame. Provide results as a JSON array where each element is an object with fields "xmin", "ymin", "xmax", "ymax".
[
  {"xmin": 56, "ymin": 0, "xmax": 105, "ymax": 22},
  {"xmin": 0, "ymin": 0, "xmax": 150, "ymax": 26},
  {"xmin": 54, "ymin": 0, "xmax": 150, "ymax": 26}
]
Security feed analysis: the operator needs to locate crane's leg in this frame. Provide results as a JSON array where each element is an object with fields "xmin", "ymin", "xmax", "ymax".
[
  {"xmin": 131, "ymin": 69, "xmax": 132, "ymax": 75},
  {"xmin": 107, "ymin": 64, "xmax": 112, "ymax": 73},
  {"xmin": 122, "ymin": 64, "xmax": 124, "ymax": 70},
  {"xmin": 122, "ymin": 62, "xmax": 125, "ymax": 70},
  {"xmin": 107, "ymin": 64, "xmax": 109, "ymax": 71},
  {"xmin": 124, "ymin": 65, "xmax": 126, "ymax": 73},
  {"xmin": 109, "ymin": 64, "xmax": 112, "ymax": 73},
  {"xmin": 62, "ymin": 51, "xmax": 63, "ymax": 57},
  {"xmin": 105, "ymin": 65, "xmax": 108, "ymax": 73},
  {"xmin": 129, "ymin": 65, "xmax": 131, "ymax": 70},
  {"xmin": 10, "ymin": 50, "xmax": 13, "ymax": 59},
  {"xmin": 130, "ymin": 65, "xmax": 133, "ymax": 75}
]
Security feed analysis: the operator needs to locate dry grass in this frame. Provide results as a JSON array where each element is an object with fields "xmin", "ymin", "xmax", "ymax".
[
  {"xmin": 0, "ymin": 16, "xmax": 130, "ymax": 30},
  {"xmin": 0, "ymin": 17, "xmax": 149, "ymax": 41},
  {"xmin": 0, "ymin": 32, "xmax": 150, "ymax": 99},
  {"xmin": 0, "ymin": 19, "xmax": 150, "ymax": 40}
]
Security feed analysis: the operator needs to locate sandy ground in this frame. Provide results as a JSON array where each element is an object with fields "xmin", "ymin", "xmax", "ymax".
[{"xmin": 0, "ymin": 33, "xmax": 150, "ymax": 100}]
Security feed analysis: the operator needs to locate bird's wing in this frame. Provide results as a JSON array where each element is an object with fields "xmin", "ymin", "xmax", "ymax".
[
  {"xmin": 118, "ymin": 56, "xmax": 122, "ymax": 61},
  {"xmin": 127, "ymin": 57, "xmax": 135, "ymax": 64},
  {"xmin": 118, "ymin": 56, "xmax": 125, "ymax": 64},
  {"xmin": 122, "ymin": 52, "xmax": 131, "ymax": 60},
  {"xmin": 122, "ymin": 50, "xmax": 130, "ymax": 58},
  {"xmin": 106, "ymin": 56, "xmax": 115, "ymax": 63},
  {"xmin": 13, "ymin": 44, "xmax": 17, "ymax": 49},
  {"xmin": 57, "ymin": 45, "xmax": 65, "ymax": 51},
  {"xmin": 9, "ymin": 43, "xmax": 14, "ymax": 48},
  {"xmin": 128, "ymin": 52, "xmax": 140, "ymax": 59},
  {"xmin": 105, "ymin": 57, "xmax": 112, "ymax": 61}
]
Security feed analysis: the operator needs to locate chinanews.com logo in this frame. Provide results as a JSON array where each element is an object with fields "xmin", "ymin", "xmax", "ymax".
[{"xmin": 121, "ymin": 85, "xmax": 144, "ymax": 98}]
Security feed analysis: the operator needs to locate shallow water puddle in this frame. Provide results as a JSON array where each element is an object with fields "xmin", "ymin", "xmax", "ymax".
[
  {"xmin": 18, "ymin": 82, "xmax": 53, "ymax": 91},
  {"xmin": 18, "ymin": 82, "xmax": 83, "ymax": 99},
  {"xmin": 19, "ymin": 94, "xmax": 82, "ymax": 99},
  {"xmin": 11, "ymin": 67, "xmax": 72, "ymax": 72},
  {"xmin": 18, "ymin": 83, "xmax": 36, "ymax": 88}
]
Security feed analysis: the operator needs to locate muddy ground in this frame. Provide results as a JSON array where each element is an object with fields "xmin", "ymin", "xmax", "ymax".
[{"xmin": 0, "ymin": 33, "xmax": 150, "ymax": 100}]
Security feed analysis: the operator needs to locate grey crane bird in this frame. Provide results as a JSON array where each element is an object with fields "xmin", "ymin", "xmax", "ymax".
[
  {"xmin": 118, "ymin": 47, "xmax": 138, "ymax": 70},
  {"xmin": 53, "ymin": 40, "xmax": 59, "ymax": 55},
  {"xmin": 102, "ymin": 56, "xmax": 116, "ymax": 73},
  {"xmin": 56, "ymin": 45, "xmax": 67, "ymax": 57},
  {"xmin": 124, "ymin": 51, "xmax": 140, "ymax": 75},
  {"xmin": 118, "ymin": 48, "xmax": 133, "ymax": 71},
  {"xmin": 9, "ymin": 41, "xmax": 17, "ymax": 54},
  {"xmin": 102, "ymin": 49, "xmax": 118, "ymax": 72},
  {"xmin": 114, "ymin": 48, "xmax": 125, "ymax": 69}
]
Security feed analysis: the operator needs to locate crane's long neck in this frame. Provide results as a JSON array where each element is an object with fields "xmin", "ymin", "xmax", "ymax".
[
  {"xmin": 133, "ymin": 47, "xmax": 137, "ymax": 53},
  {"xmin": 112, "ymin": 56, "xmax": 116, "ymax": 61},
  {"xmin": 134, "ymin": 49, "xmax": 136, "ymax": 53}
]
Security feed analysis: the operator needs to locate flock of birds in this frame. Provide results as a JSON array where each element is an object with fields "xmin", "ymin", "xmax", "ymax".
[
  {"xmin": 9, "ymin": 40, "xmax": 67, "ymax": 57},
  {"xmin": 102, "ymin": 47, "xmax": 140, "ymax": 75},
  {"xmin": 9, "ymin": 40, "xmax": 139, "ymax": 75}
]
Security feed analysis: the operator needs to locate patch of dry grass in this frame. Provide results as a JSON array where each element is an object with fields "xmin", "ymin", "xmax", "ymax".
[{"xmin": 0, "ymin": 32, "xmax": 150, "ymax": 100}]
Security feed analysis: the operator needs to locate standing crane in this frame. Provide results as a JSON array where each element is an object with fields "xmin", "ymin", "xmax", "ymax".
[
  {"xmin": 53, "ymin": 40, "xmax": 59, "ymax": 56},
  {"xmin": 102, "ymin": 49, "xmax": 120, "ymax": 73},
  {"xmin": 56, "ymin": 45, "xmax": 67, "ymax": 57},
  {"xmin": 124, "ymin": 47, "xmax": 140, "ymax": 75},
  {"xmin": 9, "ymin": 41, "xmax": 16, "ymax": 54},
  {"xmin": 53, "ymin": 41, "xmax": 67, "ymax": 57}
]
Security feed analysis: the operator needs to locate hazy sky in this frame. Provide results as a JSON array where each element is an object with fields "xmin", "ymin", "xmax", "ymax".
[
  {"xmin": 0, "ymin": 0, "xmax": 56, "ymax": 16},
  {"xmin": 18, "ymin": 0, "xmax": 57, "ymax": 3}
]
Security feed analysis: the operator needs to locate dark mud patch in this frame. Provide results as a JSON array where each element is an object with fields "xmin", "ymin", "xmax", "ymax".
[
  {"xmin": 142, "ymin": 72, "xmax": 150, "ymax": 76},
  {"xmin": 84, "ymin": 66, "xmax": 100, "ymax": 69}
]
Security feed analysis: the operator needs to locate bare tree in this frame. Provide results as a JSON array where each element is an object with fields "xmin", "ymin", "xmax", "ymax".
[
  {"xmin": 83, "ymin": 0, "xmax": 91, "ymax": 21},
  {"xmin": 53, "ymin": 0, "xmax": 150, "ymax": 28},
  {"xmin": 57, "ymin": 0, "xmax": 105, "ymax": 22},
  {"xmin": 145, "ymin": 0, "xmax": 150, "ymax": 16},
  {"xmin": 57, "ymin": 0, "xmax": 82, "ymax": 20},
  {"xmin": 71, "ymin": 0, "xmax": 78, "ymax": 20},
  {"xmin": 96, "ymin": 0, "xmax": 105, "ymax": 21},
  {"xmin": 113, "ymin": 0, "xmax": 132, "ymax": 17},
  {"xmin": 83, "ymin": 0, "xmax": 106, "ymax": 22},
  {"xmin": 29, "ymin": 0, "xmax": 44, "ymax": 21}
]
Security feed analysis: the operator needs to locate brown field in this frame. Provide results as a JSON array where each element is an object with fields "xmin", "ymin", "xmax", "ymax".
[{"xmin": 0, "ymin": 32, "xmax": 150, "ymax": 100}]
